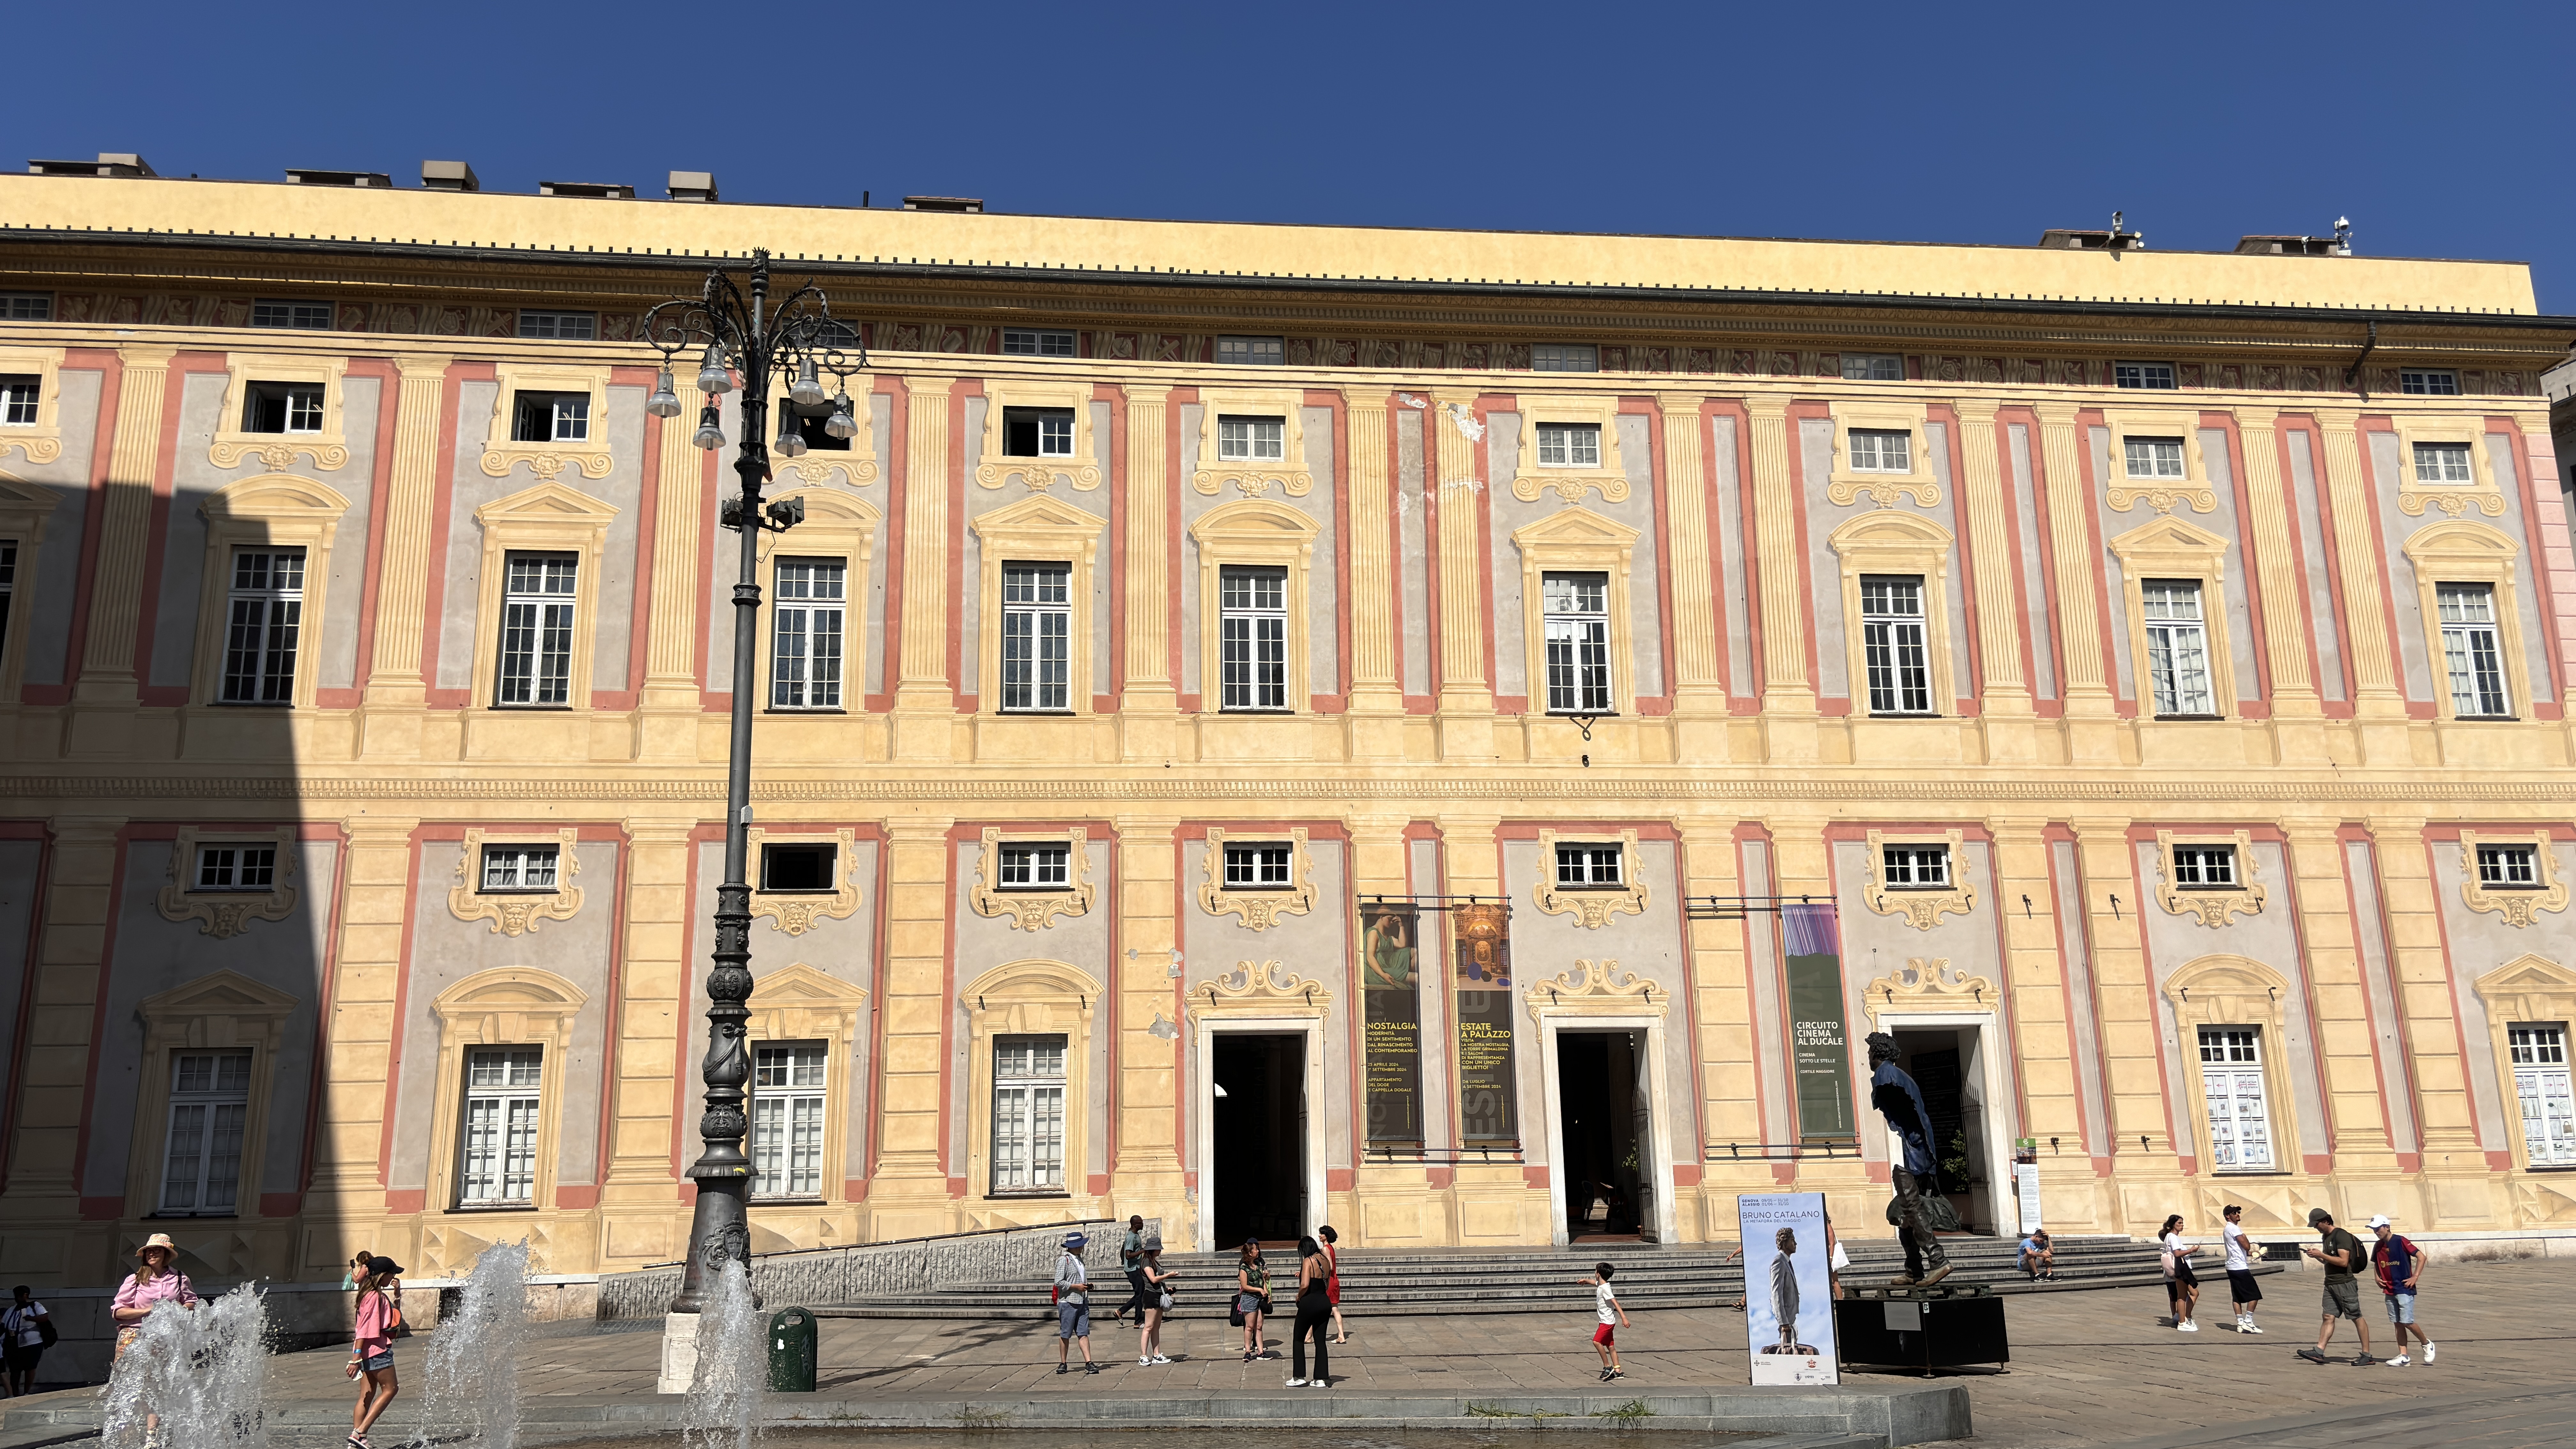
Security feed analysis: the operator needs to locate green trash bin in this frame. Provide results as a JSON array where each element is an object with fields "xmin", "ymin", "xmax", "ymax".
[{"xmin": 768, "ymin": 1307, "xmax": 817, "ymax": 1392}]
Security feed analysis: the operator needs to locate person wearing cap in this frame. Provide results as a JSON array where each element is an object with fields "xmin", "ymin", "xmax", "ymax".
[
  {"xmin": 1133, "ymin": 1233, "xmax": 1175, "ymax": 1366},
  {"xmin": 347, "ymin": 1254, "xmax": 405, "ymax": 1448},
  {"xmin": 2367, "ymin": 1215, "xmax": 2434, "ymax": 1368},
  {"xmin": 2220, "ymin": 1205, "xmax": 2264, "ymax": 1334},
  {"xmin": 2295, "ymin": 1208, "xmax": 2376, "ymax": 1365},
  {"xmin": 1051, "ymin": 1233, "xmax": 1098, "ymax": 1375}
]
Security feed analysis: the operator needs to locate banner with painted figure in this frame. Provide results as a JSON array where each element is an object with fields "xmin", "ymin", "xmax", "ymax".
[
  {"xmin": 1737, "ymin": 1192, "xmax": 1841, "ymax": 1385},
  {"xmin": 1781, "ymin": 903, "xmax": 1855, "ymax": 1140},
  {"xmin": 1452, "ymin": 902, "xmax": 1516, "ymax": 1143},
  {"xmin": 1360, "ymin": 902, "xmax": 1424, "ymax": 1142}
]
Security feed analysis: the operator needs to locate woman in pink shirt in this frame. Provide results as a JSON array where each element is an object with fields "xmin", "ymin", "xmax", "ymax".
[
  {"xmin": 346, "ymin": 1255, "xmax": 403, "ymax": 1449},
  {"xmin": 109, "ymin": 1234, "xmax": 198, "ymax": 1360}
]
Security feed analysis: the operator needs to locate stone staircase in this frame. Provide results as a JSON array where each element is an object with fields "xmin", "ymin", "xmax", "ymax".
[{"xmin": 814, "ymin": 1233, "xmax": 2253, "ymax": 1320}]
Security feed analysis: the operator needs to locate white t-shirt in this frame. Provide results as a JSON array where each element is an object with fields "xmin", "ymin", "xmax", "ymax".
[
  {"xmin": 2, "ymin": 1302, "xmax": 43, "ymax": 1348},
  {"xmin": 2222, "ymin": 1221, "xmax": 2251, "ymax": 1272},
  {"xmin": 1595, "ymin": 1281, "xmax": 1619, "ymax": 1324},
  {"xmin": 2163, "ymin": 1232, "xmax": 2193, "ymax": 1268}
]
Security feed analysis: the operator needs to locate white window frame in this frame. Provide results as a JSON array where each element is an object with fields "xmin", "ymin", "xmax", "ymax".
[
  {"xmin": 750, "ymin": 1043, "xmax": 828, "ymax": 1200},
  {"xmin": 2510, "ymin": 1025, "xmax": 2576, "ymax": 1167},
  {"xmin": 1553, "ymin": 841, "xmax": 1624, "ymax": 887},
  {"xmin": 2479, "ymin": 843, "xmax": 2541, "ymax": 889},
  {"xmin": 481, "ymin": 843, "xmax": 562, "ymax": 893},
  {"xmin": 2141, "ymin": 578, "xmax": 2216, "ymax": 717},
  {"xmin": 1859, "ymin": 573, "xmax": 1932, "ymax": 715},
  {"xmin": 1531, "ymin": 343, "xmax": 1599, "ymax": 373},
  {"xmin": 2124, "ymin": 436, "xmax": 2189, "ymax": 480},
  {"xmin": 990, "ymin": 1034, "xmax": 1068, "ymax": 1195},
  {"xmin": 998, "ymin": 841, "xmax": 1072, "ymax": 889},
  {"xmin": 218, "ymin": 546, "xmax": 305, "ymax": 705},
  {"xmin": 2400, "ymin": 369, "xmax": 2460, "ymax": 396},
  {"xmin": 516, "ymin": 310, "xmax": 597, "ymax": 341},
  {"xmin": 1540, "ymin": 570, "xmax": 1613, "ymax": 715},
  {"xmin": 194, "ymin": 843, "xmax": 278, "ymax": 892},
  {"xmin": 1001, "ymin": 407, "xmax": 1075, "ymax": 459},
  {"xmin": 1002, "ymin": 327, "xmax": 1076, "ymax": 357},
  {"xmin": 1848, "ymin": 428, "xmax": 1912, "ymax": 473},
  {"xmin": 1223, "ymin": 840, "xmax": 1295, "ymax": 888},
  {"xmin": 2114, "ymin": 361, "xmax": 2178, "ymax": 390},
  {"xmin": 513, "ymin": 391, "xmax": 591, "ymax": 444},
  {"xmin": 1215, "ymin": 336, "xmax": 1284, "ymax": 366},
  {"xmin": 770, "ymin": 557, "xmax": 847, "ymax": 710},
  {"xmin": 250, "ymin": 298, "xmax": 333, "ymax": 331},
  {"xmin": 457, "ymin": 1046, "xmax": 543, "ymax": 1206},
  {"xmin": 2172, "ymin": 845, "xmax": 2240, "ymax": 888},
  {"xmin": 496, "ymin": 552, "xmax": 578, "ymax": 707},
  {"xmin": 1217, "ymin": 564, "xmax": 1289, "ymax": 712},
  {"xmin": 2413, "ymin": 441, "xmax": 2475, "ymax": 485},
  {"xmin": 241, "ymin": 381, "xmax": 326, "ymax": 436},
  {"xmin": 157, "ymin": 1048, "xmax": 252, "ymax": 1216},
  {"xmin": 1534, "ymin": 422, "xmax": 1601, "ymax": 468},
  {"xmin": 0, "ymin": 375, "xmax": 37, "ymax": 427},
  {"xmin": 1841, "ymin": 353, "xmax": 1904, "ymax": 381},
  {"xmin": 1000, "ymin": 561, "xmax": 1073, "ymax": 712},
  {"xmin": 2197, "ymin": 1027, "xmax": 2276, "ymax": 1171},
  {"xmin": 2437, "ymin": 582, "xmax": 2511, "ymax": 718},
  {"xmin": 1880, "ymin": 843, "xmax": 1951, "ymax": 888},
  {"xmin": 1216, "ymin": 415, "xmax": 1285, "ymax": 463}
]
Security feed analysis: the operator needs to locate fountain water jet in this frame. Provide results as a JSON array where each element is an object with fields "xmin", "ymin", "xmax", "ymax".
[
  {"xmin": 410, "ymin": 1239, "xmax": 531, "ymax": 1449},
  {"xmin": 681, "ymin": 1259, "xmax": 766, "ymax": 1449},
  {"xmin": 100, "ymin": 1282, "xmax": 267, "ymax": 1448}
]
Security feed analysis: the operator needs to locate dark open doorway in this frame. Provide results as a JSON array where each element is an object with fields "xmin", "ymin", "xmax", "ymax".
[
  {"xmin": 1557, "ymin": 1029, "xmax": 1654, "ymax": 1241},
  {"xmin": 1889, "ymin": 1025, "xmax": 1995, "ymax": 1233},
  {"xmin": 1212, "ymin": 1032, "xmax": 1306, "ymax": 1246}
]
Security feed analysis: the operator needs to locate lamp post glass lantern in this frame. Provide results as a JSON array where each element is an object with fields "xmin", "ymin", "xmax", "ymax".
[{"xmin": 641, "ymin": 249, "xmax": 864, "ymax": 1315}]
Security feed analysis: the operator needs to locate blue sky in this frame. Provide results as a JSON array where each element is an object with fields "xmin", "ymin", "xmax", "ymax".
[{"xmin": 11, "ymin": 1, "xmax": 2576, "ymax": 311}]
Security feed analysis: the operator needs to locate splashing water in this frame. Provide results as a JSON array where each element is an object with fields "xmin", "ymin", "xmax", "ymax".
[
  {"xmin": 410, "ymin": 1239, "xmax": 530, "ymax": 1449},
  {"xmin": 681, "ymin": 1260, "xmax": 766, "ymax": 1449},
  {"xmin": 100, "ymin": 1282, "xmax": 267, "ymax": 1449}
]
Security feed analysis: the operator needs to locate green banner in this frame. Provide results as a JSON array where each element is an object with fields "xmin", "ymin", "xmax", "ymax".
[{"xmin": 1781, "ymin": 903, "xmax": 1853, "ymax": 1140}]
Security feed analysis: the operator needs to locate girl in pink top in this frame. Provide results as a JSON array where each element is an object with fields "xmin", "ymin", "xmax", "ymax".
[
  {"xmin": 110, "ymin": 1234, "xmax": 198, "ymax": 1359},
  {"xmin": 346, "ymin": 1255, "xmax": 404, "ymax": 1449}
]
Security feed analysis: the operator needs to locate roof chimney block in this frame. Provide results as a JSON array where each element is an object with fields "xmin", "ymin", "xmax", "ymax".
[
  {"xmin": 421, "ymin": 160, "xmax": 480, "ymax": 192},
  {"xmin": 667, "ymin": 171, "xmax": 718, "ymax": 203}
]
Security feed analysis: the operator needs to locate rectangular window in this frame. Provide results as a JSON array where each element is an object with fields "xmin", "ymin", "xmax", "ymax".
[
  {"xmin": 0, "ymin": 540, "xmax": 13, "ymax": 660},
  {"xmin": 1554, "ymin": 842, "xmax": 1623, "ymax": 887},
  {"xmin": 1531, "ymin": 343, "xmax": 1599, "ymax": 373},
  {"xmin": 750, "ymin": 1044, "xmax": 827, "ymax": 1199},
  {"xmin": 2197, "ymin": 1027, "xmax": 2275, "ymax": 1170},
  {"xmin": 496, "ymin": 553, "xmax": 578, "ymax": 706},
  {"xmin": 2141, "ymin": 579, "xmax": 2215, "ymax": 716},
  {"xmin": 2478, "ymin": 843, "xmax": 2540, "ymax": 888},
  {"xmin": 1535, "ymin": 422, "xmax": 1601, "ymax": 468},
  {"xmin": 251, "ymin": 299, "xmax": 333, "ymax": 330},
  {"xmin": 2437, "ymin": 582, "xmax": 2510, "ymax": 717},
  {"xmin": 1541, "ymin": 571, "xmax": 1613, "ymax": 715},
  {"xmin": 1001, "ymin": 407, "xmax": 1074, "ymax": 458},
  {"xmin": 2510, "ymin": 1025, "xmax": 2576, "ymax": 1166},
  {"xmin": 0, "ymin": 376, "xmax": 37, "ymax": 426},
  {"xmin": 1881, "ymin": 844, "xmax": 1951, "ymax": 888},
  {"xmin": 1848, "ymin": 428, "xmax": 1911, "ymax": 473},
  {"xmin": 1215, "ymin": 336, "xmax": 1284, "ymax": 366},
  {"xmin": 2400, "ymin": 369, "xmax": 2460, "ymax": 396},
  {"xmin": 1223, "ymin": 841, "xmax": 1294, "ymax": 887},
  {"xmin": 2412, "ymin": 441, "xmax": 2474, "ymax": 485},
  {"xmin": 2172, "ymin": 845, "xmax": 2238, "ymax": 888},
  {"xmin": 1216, "ymin": 416, "xmax": 1285, "ymax": 463},
  {"xmin": 2123, "ymin": 437, "xmax": 2187, "ymax": 479},
  {"xmin": 194, "ymin": 844, "xmax": 277, "ymax": 891},
  {"xmin": 1841, "ymin": 354, "xmax": 1904, "ymax": 381},
  {"xmin": 516, "ymin": 310, "xmax": 597, "ymax": 341},
  {"xmin": 770, "ymin": 558, "xmax": 846, "ymax": 710},
  {"xmin": 512, "ymin": 392, "xmax": 590, "ymax": 444},
  {"xmin": 759, "ymin": 843, "xmax": 837, "ymax": 892},
  {"xmin": 459, "ymin": 1046, "xmax": 542, "ymax": 1205},
  {"xmin": 998, "ymin": 842, "xmax": 1071, "ymax": 888},
  {"xmin": 1002, "ymin": 328, "xmax": 1077, "ymax": 357},
  {"xmin": 2115, "ymin": 361, "xmax": 2178, "ymax": 390},
  {"xmin": 1859, "ymin": 574, "xmax": 1932, "ymax": 715},
  {"xmin": 218, "ymin": 547, "xmax": 305, "ymax": 704},
  {"xmin": 158, "ymin": 1048, "xmax": 252, "ymax": 1215},
  {"xmin": 0, "ymin": 294, "xmax": 52, "ymax": 321},
  {"xmin": 990, "ymin": 1035, "xmax": 1067, "ymax": 1194},
  {"xmin": 1000, "ymin": 562, "xmax": 1072, "ymax": 711},
  {"xmin": 242, "ymin": 381, "xmax": 325, "ymax": 435},
  {"xmin": 1218, "ymin": 565, "xmax": 1289, "ymax": 711},
  {"xmin": 481, "ymin": 844, "xmax": 560, "ymax": 892}
]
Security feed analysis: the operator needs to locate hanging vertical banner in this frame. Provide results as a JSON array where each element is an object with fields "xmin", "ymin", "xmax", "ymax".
[
  {"xmin": 1781, "ymin": 903, "xmax": 1854, "ymax": 1140},
  {"xmin": 1737, "ymin": 1192, "xmax": 1841, "ymax": 1385},
  {"xmin": 1359, "ymin": 903, "xmax": 1424, "ymax": 1142},
  {"xmin": 1452, "ymin": 902, "xmax": 1516, "ymax": 1142}
]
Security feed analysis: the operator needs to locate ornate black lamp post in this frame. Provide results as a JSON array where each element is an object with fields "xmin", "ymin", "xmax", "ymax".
[{"xmin": 640, "ymin": 249, "xmax": 864, "ymax": 1315}]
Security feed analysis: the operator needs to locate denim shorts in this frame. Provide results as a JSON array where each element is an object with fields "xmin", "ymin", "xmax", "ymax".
[
  {"xmin": 1056, "ymin": 1302, "xmax": 1090, "ymax": 1340},
  {"xmin": 2384, "ymin": 1292, "xmax": 2415, "ymax": 1325},
  {"xmin": 359, "ymin": 1349, "xmax": 395, "ymax": 1372}
]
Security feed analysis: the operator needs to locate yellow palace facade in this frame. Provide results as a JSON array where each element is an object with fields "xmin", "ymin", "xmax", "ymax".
[{"xmin": 1, "ymin": 166, "xmax": 2573, "ymax": 1295}]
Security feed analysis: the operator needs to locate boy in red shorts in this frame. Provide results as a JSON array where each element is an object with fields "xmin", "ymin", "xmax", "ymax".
[{"xmin": 1580, "ymin": 1261, "xmax": 1631, "ymax": 1381}]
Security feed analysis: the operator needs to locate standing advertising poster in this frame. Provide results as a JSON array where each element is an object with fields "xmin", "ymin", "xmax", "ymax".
[
  {"xmin": 1359, "ymin": 903, "xmax": 1424, "ymax": 1142},
  {"xmin": 1452, "ymin": 902, "xmax": 1516, "ymax": 1142},
  {"xmin": 2015, "ymin": 1163, "xmax": 2043, "ymax": 1236},
  {"xmin": 1736, "ymin": 1192, "xmax": 1840, "ymax": 1385}
]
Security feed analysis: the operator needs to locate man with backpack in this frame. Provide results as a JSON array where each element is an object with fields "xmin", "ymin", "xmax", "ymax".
[
  {"xmin": 1, "ymin": 1284, "xmax": 50, "ymax": 1396},
  {"xmin": 2368, "ymin": 1214, "xmax": 2434, "ymax": 1368},
  {"xmin": 2294, "ymin": 1208, "xmax": 2375, "ymax": 1366}
]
